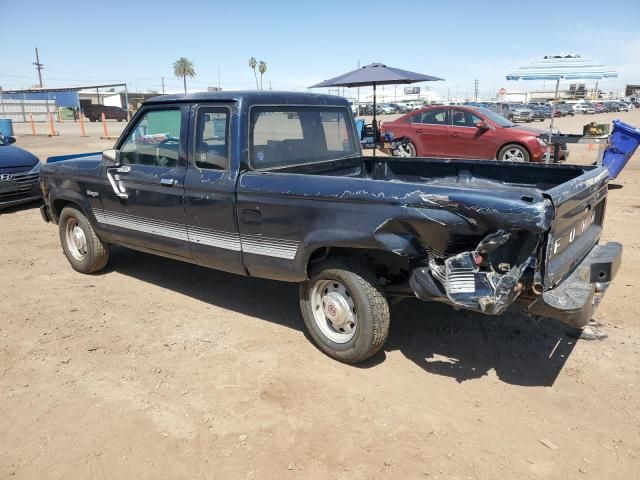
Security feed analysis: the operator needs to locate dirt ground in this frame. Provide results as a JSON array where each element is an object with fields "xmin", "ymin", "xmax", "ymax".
[{"xmin": 2, "ymin": 111, "xmax": 640, "ymax": 479}]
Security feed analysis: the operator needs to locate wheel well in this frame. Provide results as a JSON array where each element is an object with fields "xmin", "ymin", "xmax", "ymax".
[
  {"xmin": 51, "ymin": 199, "xmax": 82, "ymax": 222},
  {"xmin": 496, "ymin": 142, "xmax": 530, "ymax": 160},
  {"xmin": 306, "ymin": 246, "xmax": 411, "ymax": 283}
]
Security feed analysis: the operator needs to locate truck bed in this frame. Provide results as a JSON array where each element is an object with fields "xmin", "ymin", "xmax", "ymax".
[{"xmin": 275, "ymin": 156, "xmax": 595, "ymax": 194}]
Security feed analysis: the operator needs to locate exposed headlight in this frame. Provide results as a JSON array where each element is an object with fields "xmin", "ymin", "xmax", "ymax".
[
  {"xmin": 536, "ymin": 137, "xmax": 547, "ymax": 147},
  {"xmin": 28, "ymin": 162, "xmax": 41, "ymax": 174}
]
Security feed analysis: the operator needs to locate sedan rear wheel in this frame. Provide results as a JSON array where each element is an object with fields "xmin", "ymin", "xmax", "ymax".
[{"xmin": 394, "ymin": 141, "xmax": 416, "ymax": 157}]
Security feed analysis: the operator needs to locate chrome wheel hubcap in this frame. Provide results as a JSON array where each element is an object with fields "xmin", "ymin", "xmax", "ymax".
[
  {"xmin": 503, "ymin": 148, "xmax": 525, "ymax": 162},
  {"xmin": 65, "ymin": 219, "xmax": 87, "ymax": 261},
  {"xmin": 310, "ymin": 280, "xmax": 357, "ymax": 343},
  {"xmin": 395, "ymin": 143, "xmax": 414, "ymax": 157}
]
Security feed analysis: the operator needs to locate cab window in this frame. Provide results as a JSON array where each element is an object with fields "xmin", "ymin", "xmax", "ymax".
[
  {"xmin": 194, "ymin": 108, "xmax": 229, "ymax": 170},
  {"xmin": 120, "ymin": 109, "xmax": 182, "ymax": 167},
  {"xmin": 250, "ymin": 106, "xmax": 357, "ymax": 169}
]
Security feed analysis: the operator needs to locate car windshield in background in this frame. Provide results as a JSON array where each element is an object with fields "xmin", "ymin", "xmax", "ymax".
[
  {"xmin": 471, "ymin": 107, "xmax": 515, "ymax": 127},
  {"xmin": 250, "ymin": 106, "xmax": 358, "ymax": 169}
]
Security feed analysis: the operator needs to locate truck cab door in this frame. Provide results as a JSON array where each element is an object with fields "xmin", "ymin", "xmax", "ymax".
[
  {"xmin": 183, "ymin": 104, "xmax": 245, "ymax": 275},
  {"xmin": 99, "ymin": 105, "xmax": 190, "ymax": 259}
]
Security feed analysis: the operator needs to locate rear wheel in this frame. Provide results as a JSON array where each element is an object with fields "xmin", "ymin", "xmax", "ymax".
[
  {"xmin": 58, "ymin": 206, "xmax": 109, "ymax": 274},
  {"xmin": 498, "ymin": 144, "xmax": 530, "ymax": 162},
  {"xmin": 394, "ymin": 140, "xmax": 417, "ymax": 157},
  {"xmin": 300, "ymin": 257, "xmax": 390, "ymax": 363}
]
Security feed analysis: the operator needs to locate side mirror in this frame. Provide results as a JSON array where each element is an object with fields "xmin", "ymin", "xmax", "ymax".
[
  {"xmin": 102, "ymin": 148, "xmax": 120, "ymax": 166},
  {"xmin": 475, "ymin": 121, "xmax": 489, "ymax": 130},
  {"xmin": 5, "ymin": 136, "xmax": 16, "ymax": 144}
]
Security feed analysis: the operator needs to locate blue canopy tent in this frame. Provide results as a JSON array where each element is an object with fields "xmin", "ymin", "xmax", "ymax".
[{"xmin": 506, "ymin": 54, "xmax": 618, "ymax": 160}]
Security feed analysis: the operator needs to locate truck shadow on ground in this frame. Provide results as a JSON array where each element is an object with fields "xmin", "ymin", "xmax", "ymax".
[
  {"xmin": 381, "ymin": 299, "xmax": 578, "ymax": 386},
  {"xmin": 108, "ymin": 247, "xmax": 577, "ymax": 388}
]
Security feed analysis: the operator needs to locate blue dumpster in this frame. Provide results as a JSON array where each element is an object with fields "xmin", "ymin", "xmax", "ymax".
[
  {"xmin": 602, "ymin": 120, "xmax": 640, "ymax": 179},
  {"xmin": 0, "ymin": 118, "xmax": 14, "ymax": 137}
]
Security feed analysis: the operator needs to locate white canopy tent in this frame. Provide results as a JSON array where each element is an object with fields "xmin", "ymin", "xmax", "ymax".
[{"xmin": 506, "ymin": 54, "xmax": 618, "ymax": 161}]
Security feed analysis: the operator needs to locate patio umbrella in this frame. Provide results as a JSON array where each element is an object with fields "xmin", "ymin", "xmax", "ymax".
[
  {"xmin": 506, "ymin": 54, "xmax": 618, "ymax": 160},
  {"xmin": 310, "ymin": 63, "xmax": 444, "ymax": 150}
]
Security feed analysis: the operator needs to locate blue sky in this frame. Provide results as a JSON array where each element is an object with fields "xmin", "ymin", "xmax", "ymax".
[{"xmin": 1, "ymin": 0, "xmax": 638, "ymax": 100}]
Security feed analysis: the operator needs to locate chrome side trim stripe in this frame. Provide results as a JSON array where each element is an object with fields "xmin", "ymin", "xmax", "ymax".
[
  {"xmin": 93, "ymin": 210, "xmax": 299, "ymax": 259},
  {"xmin": 188, "ymin": 225, "xmax": 242, "ymax": 251},
  {"xmin": 241, "ymin": 234, "xmax": 299, "ymax": 259}
]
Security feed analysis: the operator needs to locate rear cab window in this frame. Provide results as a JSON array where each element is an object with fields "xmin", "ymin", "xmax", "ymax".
[
  {"xmin": 250, "ymin": 106, "xmax": 357, "ymax": 169},
  {"xmin": 193, "ymin": 107, "xmax": 230, "ymax": 170}
]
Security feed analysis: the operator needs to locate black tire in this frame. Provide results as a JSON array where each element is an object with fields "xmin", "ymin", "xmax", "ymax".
[
  {"xmin": 498, "ymin": 143, "xmax": 530, "ymax": 162},
  {"xmin": 300, "ymin": 257, "xmax": 390, "ymax": 364},
  {"xmin": 58, "ymin": 206, "xmax": 109, "ymax": 274}
]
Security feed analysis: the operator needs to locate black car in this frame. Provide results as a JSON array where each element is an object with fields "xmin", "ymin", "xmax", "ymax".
[
  {"xmin": 0, "ymin": 135, "xmax": 41, "ymax": 209},
  {"xmin": 83, "ymin": 104, "xmax": 128, "ymax": 122}
]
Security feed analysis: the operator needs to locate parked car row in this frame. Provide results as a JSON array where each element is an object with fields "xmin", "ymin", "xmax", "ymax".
[{"xmin": 351, "ymin": 102, "xmax": 421, "ymax": 116}]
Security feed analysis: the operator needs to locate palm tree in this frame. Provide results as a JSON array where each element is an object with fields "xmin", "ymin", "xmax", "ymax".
[
  {"xmin": 249, "ymin": 57, "xmax": 259, "ymax": 90},
  {"xmin": 173, "ymin": 57, "xmax": 196, "ymax": 94},
  {"xmin": 258, "ymin": 61, "xmax": 267, "ymax": 91}
]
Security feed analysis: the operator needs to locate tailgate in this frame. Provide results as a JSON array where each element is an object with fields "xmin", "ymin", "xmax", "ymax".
[{"xmin": 542, "ymin": 166, "xmax": 610, "ymax": 288}]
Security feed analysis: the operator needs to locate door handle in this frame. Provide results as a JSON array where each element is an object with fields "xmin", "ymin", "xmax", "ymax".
[
  {"xmin": 415, "ymin": 129, "xmax": 423, "ymax": 133},
  {"xmin": 451, "ymin": 132, "xmax": 460, "ymax": 137},
  {"xmin": 106, "ymin": 168, "xmax": 128, "ymax": 199},
  {"xmin": 241, "ymin": 208, "xmax": 262, "ymax": 223},
  {"xmin": 160, "ymin": 178, "xmax": 178, "ymax": 186}
]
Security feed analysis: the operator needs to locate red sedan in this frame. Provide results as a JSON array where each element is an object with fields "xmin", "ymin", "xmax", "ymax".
[{"xmin": 381, "ymin": 105, "xmax": 553, "ymax": 162}]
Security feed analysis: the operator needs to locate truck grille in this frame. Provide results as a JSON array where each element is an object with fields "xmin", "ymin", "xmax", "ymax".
[{"xmin": 0, "ymin": 172, "xmax": 39, "ymax": 201}]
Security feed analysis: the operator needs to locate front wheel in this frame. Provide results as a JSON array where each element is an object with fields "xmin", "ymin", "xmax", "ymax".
[
  {"xmin": 58, "ymin": 206, "xmax": 109, "ymax": 273},
  {"xmin": 498, "ymin": 144, "xmax": 530, "ymax": 162},
  {"xmin": 300, "ymin": 257, "xmax": 390, "ymax": 363}
]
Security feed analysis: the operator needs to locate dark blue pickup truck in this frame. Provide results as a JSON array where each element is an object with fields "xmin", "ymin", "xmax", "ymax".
[{"xmin": 39, "ymin": 91, "xmax": 622, "ymax": 363}]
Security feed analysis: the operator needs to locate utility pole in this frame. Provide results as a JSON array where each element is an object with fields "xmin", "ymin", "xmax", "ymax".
[
  {"xmin": 161, "ymin": 77, "xmax": 165, "ymax": 94},
  {"xmin": 474, "ymin": 78, "xmax": 479, "ymax": 102},
  {"xmin": 218, "ymin": 67, "xmax": 221, "ymax": 89},
  {"xmin": 33, "ymin": 47, "xmax": 44, "ymax": 87},
  {"xmin": 357, "ymin": 60, "xmax": 361, "ymax": 116}
]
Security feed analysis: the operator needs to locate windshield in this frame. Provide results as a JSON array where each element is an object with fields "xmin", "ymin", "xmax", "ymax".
[
  {"xmin": 250, "ymin": 106, "xmax": 358, "ymax": 170},
  {"xmin": 471, "ymin": 107, "xmax": 515, "ymax": 127}
]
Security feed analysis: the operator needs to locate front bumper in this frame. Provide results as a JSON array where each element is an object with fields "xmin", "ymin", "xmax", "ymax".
[
  {"xmin": 0, "ymin": 173, "xmax": 42, "ymax": 210},
  {"xmin": 527, "ymin": 242, "xmax": 622, "ymax": 328}
]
